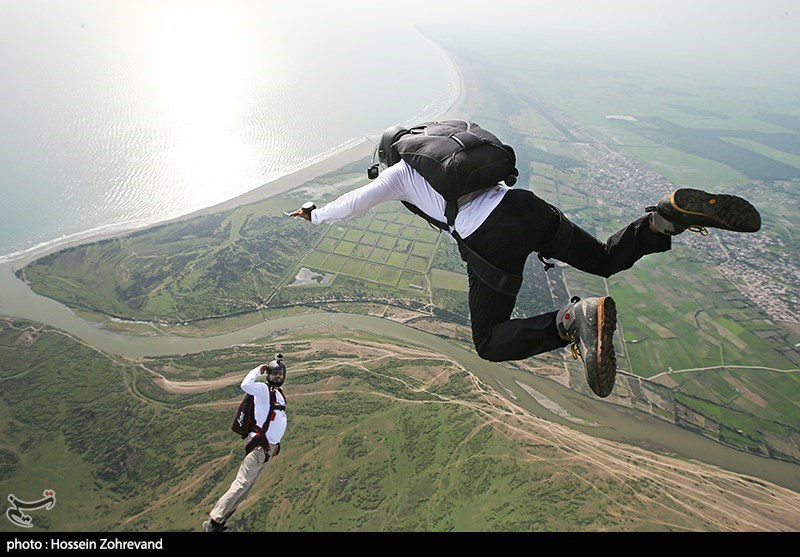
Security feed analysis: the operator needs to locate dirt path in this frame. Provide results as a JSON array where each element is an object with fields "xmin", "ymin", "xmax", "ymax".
[
  {"xmin": 650, "ymin": 364, "xmax": 800, "ymax": 381},
  {"xmin": 128, "ymin": 337, "xmax": 800, "ymax": 531}
]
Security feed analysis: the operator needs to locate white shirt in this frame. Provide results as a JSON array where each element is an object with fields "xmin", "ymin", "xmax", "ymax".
[
  {"xmin": 241, "ymin": 366, "xmax": 287, "ymax": 445},
  {"xmin": 310, "ymin": 160, "xmax": 509, "ymax": 238}
]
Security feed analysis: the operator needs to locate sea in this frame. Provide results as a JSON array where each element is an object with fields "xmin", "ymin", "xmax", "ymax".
[{"xmin": 0, "ymin": 1, "xmax": 458, "ymax": 264}]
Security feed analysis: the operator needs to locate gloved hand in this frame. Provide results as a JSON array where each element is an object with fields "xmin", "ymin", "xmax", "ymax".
[{"xmin": 267, "ymin": 443, "xmax": 281, "ymax": 458}]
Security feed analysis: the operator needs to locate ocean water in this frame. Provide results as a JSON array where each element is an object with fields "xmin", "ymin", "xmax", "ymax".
[{"xmin": 0, "ymin": 1, "xmax": 458, "ymax": 263}]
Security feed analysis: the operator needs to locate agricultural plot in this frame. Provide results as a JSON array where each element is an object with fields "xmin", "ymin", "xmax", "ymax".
[
  {"xmin": 605, "ymin": 252, "xmax": 799, "ymax": 378},
  {"xmin": 296, "ymin": 206, "xmax": 442, "ymax": 293}
]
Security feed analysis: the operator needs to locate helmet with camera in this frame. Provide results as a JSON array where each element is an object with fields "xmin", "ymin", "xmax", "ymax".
[
  {"xmin": 367, "ymin": 124, "xmax": 409, "ymax": 179},
  {"xmin": 266, "ymin": 353, "xmax": 286, "ymax": 387}
]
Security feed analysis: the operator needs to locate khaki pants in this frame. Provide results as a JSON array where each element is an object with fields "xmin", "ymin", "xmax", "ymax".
[{"xmin": 210, "ymin": 444, "xmax": 276, "ymax": 524}]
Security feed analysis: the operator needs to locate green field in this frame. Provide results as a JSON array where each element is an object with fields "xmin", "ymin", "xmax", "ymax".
[{"xmin": 302, "ymin": 208, "xmax": 440, "ymax": 293}]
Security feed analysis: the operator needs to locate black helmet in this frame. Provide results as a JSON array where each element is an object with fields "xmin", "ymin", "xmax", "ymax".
[
  {"xmin": 367, "ymin": 124, "xmax": 408, "ymax": 179},
  {"xmin": 266, "ymin": 353, "xmax": 286, "ymax": 387}
]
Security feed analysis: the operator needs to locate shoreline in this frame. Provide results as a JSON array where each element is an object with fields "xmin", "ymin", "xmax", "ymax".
[
  {"xmin": 3, "ymin": 46, "xmax": 800, "ymax": 499},
  {"xmin": 6, "ymin": 46, "xmax": 478, "ymax": 273}
]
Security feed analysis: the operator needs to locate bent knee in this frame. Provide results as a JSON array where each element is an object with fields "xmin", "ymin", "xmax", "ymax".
[
  {"xmin": 474, "ymin": 339, "xmax": 505, "ymax": 362},
  {"xmin": 596, "ymin": 265, "xmax": 615, "ymax": 279}
]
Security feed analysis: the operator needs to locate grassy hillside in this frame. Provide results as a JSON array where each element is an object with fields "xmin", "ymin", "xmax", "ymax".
[{"xmin": 2, "ymin": 317, "xmax": 799, "ymax": 532}]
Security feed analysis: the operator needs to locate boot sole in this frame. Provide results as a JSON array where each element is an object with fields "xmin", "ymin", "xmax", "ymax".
[
  {"xmin": 668, "ymin": 189, "xmax": 761, "ymax": 232},
  {"xmin": 594, "ymin": 296, "xmax": 617, "ymax": 398}
]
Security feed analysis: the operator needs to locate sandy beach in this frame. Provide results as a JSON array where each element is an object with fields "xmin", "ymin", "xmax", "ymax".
[{"xmin": 6, "ymin": 48, "xmax": 480, "ymax": 273}]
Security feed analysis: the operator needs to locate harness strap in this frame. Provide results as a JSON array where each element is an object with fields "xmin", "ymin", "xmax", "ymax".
[
  {"xmin": 245, "ymin": 387, "xmax": 285, "ymax": 456},
  {"xmin": 250, "ymin": 387, "xmax": 285, "ymax": 434},
  {"xmin": 450, "ymin": 130, "xmax": 485, "ymax": 151},
  {"xmin": 452, "ymin": 232, "xmax": 522, "ymax": 297},
  {"xmin": 400, "ymin": 201, "xmax": 522, "ymax": 297}
]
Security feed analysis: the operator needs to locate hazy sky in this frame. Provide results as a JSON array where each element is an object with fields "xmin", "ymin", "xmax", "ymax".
[
  {"xmin": 2, "ymin": 1, "xmax": 797, "ymax": 94},
  {"xmin": 4, "ymin": 1, "xmax": 797, "ymax": 74},
  {"xmin": 337, "ymin": 0, "xmax": 799, "ymax": 40},
  {"xmin": 305, "ymin": 0, "xmax": 800, "ymax": 75}
]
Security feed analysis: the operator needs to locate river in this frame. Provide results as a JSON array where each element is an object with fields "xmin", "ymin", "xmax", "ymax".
[{"xmin": 1, "ymin": 260, "xmax": 799, "ymax": 493}]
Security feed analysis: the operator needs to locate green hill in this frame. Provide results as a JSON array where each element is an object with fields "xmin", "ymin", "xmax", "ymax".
[{"xmin": 2, "ymin": 318, "xmax": 799, "ymax": 532}]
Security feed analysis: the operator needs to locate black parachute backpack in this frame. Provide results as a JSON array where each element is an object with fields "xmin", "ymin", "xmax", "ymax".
[
  {"xmin": 231, "ymin": 393, "xmax": 256, "ymax": 438},
  {"xmin": 367, "ymin": 120, "xmax": 523, "ymax": 296},
  {"xmin": 393, "ymin": 120, "xmax": 519, "ymax": 227}
]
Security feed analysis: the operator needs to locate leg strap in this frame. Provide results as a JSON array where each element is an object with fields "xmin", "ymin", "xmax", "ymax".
[{"xmin": 536, "ymin": 207, "xmax": 574, "ymax": 271}]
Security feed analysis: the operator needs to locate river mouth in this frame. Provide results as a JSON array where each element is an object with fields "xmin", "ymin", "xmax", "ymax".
[{"xmin": 2, "ymin": 260, "xmax": 799, "ymax": 493}]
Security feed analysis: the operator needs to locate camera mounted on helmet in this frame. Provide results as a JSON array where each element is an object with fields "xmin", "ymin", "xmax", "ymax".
[
  {"xmin": 367, "ymin": 124, "xmax": 409, "ymax": 179},
  {"xmin": 266, "ymin": 353, "xmax": 286, "ymax": 387}
]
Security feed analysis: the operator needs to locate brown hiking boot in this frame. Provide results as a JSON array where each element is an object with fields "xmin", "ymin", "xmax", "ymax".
[
  {"xmin": 556, "ymin": 296, "xmax": 617, "ymax": 398},
  {"xmin": 647, "ymin": 188, "xmax": 761, "ymax": 236}
]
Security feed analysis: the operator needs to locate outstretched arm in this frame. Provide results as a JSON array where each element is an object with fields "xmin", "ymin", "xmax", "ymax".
[{"xmin": 290, "ymin": 162, "xmax": 409, "ymax": 224}]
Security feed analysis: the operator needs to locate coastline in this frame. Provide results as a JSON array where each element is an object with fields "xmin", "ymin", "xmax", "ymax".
[
  {"xmin": 5, "ymin": 47, "xmax": 478, "ymax": 273},
  {"xmin": 4, "ymin": 46, "xmax": 800, "ymax": 502}
]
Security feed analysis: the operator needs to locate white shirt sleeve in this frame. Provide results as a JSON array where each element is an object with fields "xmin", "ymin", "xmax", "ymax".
[
  {"xmin": 309, "ymin": 159, "xmax": 509, "ymax": 238},
  {"xmin": 241, "ymin": 366, "xmax": 268, "ymax": 397},
  {"xmin": 311, "ymin": 161, "xmax": 414, "ymax": 224}
]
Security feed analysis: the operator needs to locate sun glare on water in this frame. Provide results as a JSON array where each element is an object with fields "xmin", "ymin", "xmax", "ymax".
[{"xmin": 144, "ymin": 9, "xmax": 275, "ymax": 208}]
